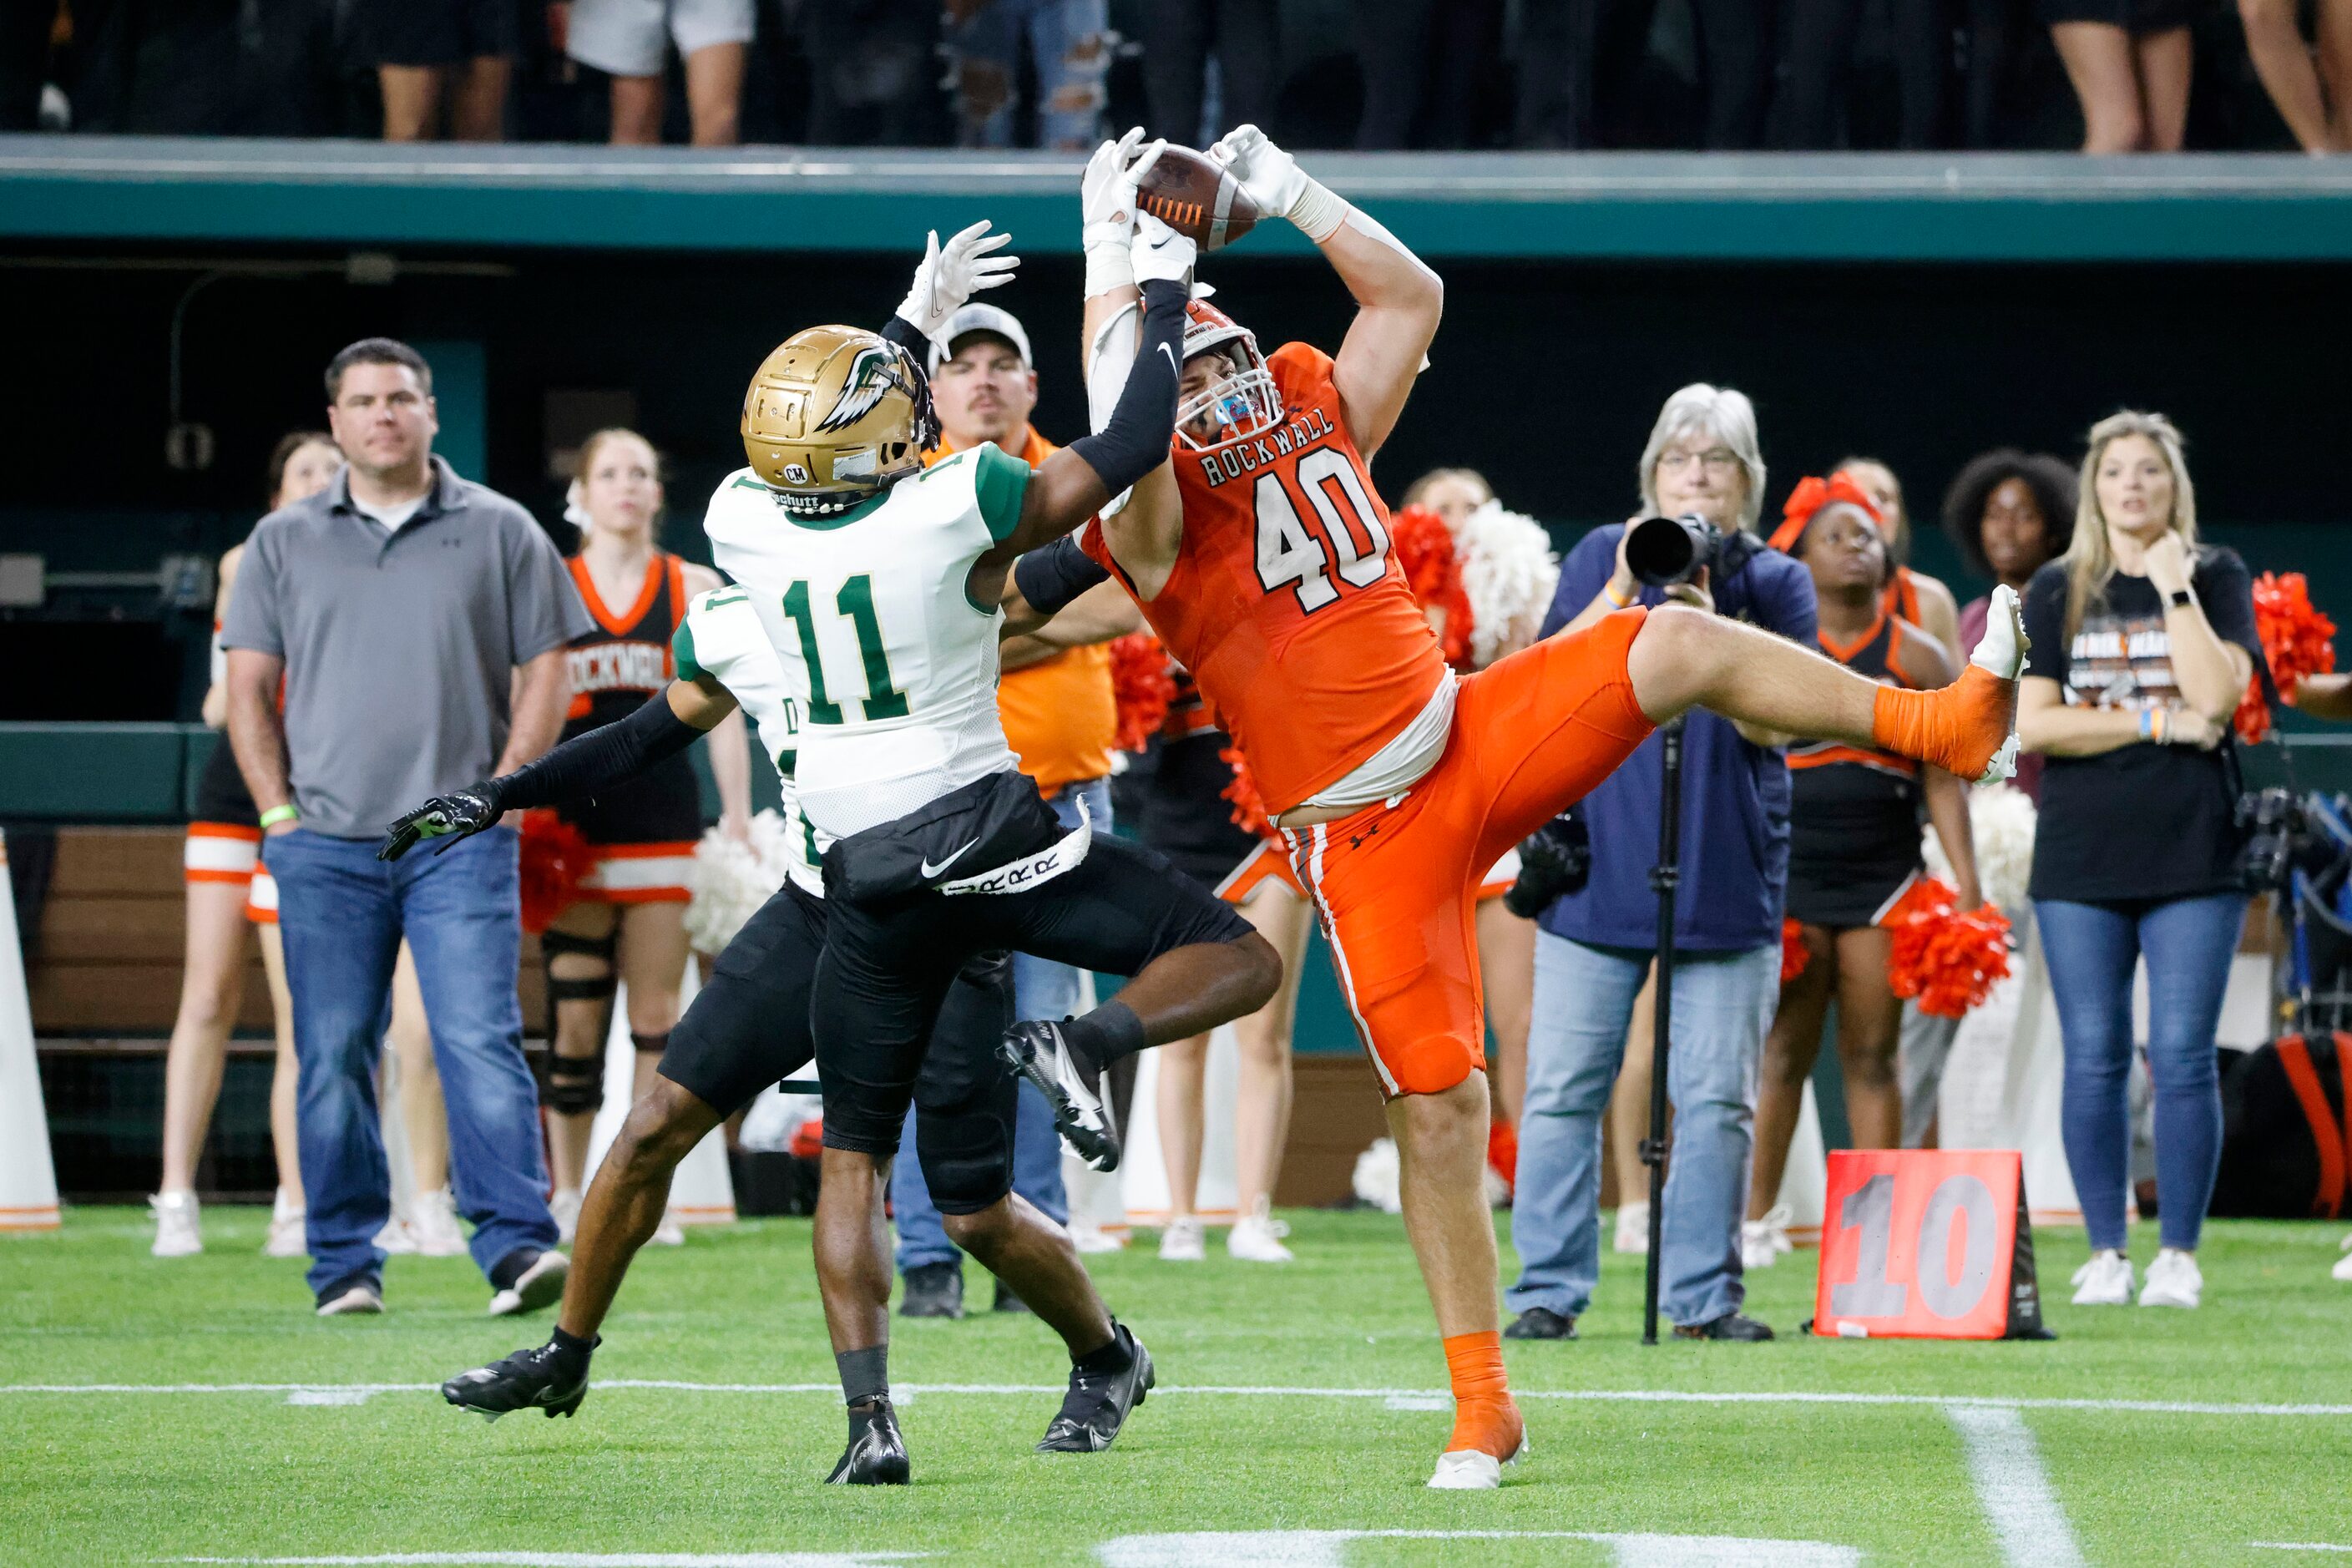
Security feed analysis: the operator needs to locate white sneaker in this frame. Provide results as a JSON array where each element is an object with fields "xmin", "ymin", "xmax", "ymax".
[
  {"xmin": 549, "ymin": 1187, "xmax": 583, "ymax": 1246},
  {"xmin": 1159, "ymin": 1216, "xmax": 1206, "ymax": 1262},
  {"xmin": 2139, "ymin": 1247, "xmax": 2203, "ymax": 1308},
  {"xmin": 488, "ymin": 1249, "xmax": 570, "ymax": 1316},
  {"xmin": 649, "ymin": 1209, "xmax": 686, "ymax": 1247},
  {"xmin": 1068, "ymin": 1216, "xmax": 1126, "ymax": 1254},
  {"xmin": 262, "ymin": 1189, "xmax": 306, "ymax": 1258},
  {"xmin": 1740, "ymin": 1216, "xmax": 1787, "ymax": 1272},
  {"xmin": 1427, "ymin": 1434, "xmax": 1528, "ymax": 1491},
  {"xmin": 1967, "ymin": 584, "xmax": 2027, "ymax": 785},
  {"xmin": 2070, "ymin": 1248, "xmax": 2134, "ymax": 1306},
  {"xmin": 149, "ymin": 1191, "xmax": 202, "ymax": 1257},
  {"xmin": 1612, "ymin": 1201, "xmax": 1649, "ymax": 1256},
  {"xmin": 2334, "ymin": 1233, "xmax": 2352, "ymax": 1282},
  {"xmin": 373, "ymin": 1213, "xmax": 418, "ymax": 1255},
  {"xmin": 316, "ymin": 1283, "xmax": 384, "ymax": 1317},
  {"xmin": 1228, "ymin": 1211, "xmax": 1293, "ymax": 1263},
  {"xmin": 408, "ymin": 1186, "xmax": 468, "ymax": 1257}
]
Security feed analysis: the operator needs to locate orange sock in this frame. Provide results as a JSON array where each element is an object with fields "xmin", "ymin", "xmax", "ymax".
[
  {"xmin": 1441, "ymin": 1331, "xmax": 1523, "ymax": 1458},
  {"xmin": 1871, "ymin": 665, "xmax": 2015, "ymax": 781}
]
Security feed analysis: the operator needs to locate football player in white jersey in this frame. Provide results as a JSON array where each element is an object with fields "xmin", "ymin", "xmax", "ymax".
[{"xmin": 390, "ymin": 175, "xmax": 1283, "ymax": 1483}]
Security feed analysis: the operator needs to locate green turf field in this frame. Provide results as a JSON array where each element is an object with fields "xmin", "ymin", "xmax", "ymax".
[{"xmin": 4, "ymin": 1207, "xmax": 2348, "ymax": 1566}]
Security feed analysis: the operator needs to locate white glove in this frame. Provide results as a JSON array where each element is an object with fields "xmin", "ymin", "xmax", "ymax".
[
  {"xmin": 896, "ymin": 220, "xmax": 1019, "ymax": 343},
  {"xmin": 1210, "ymin": 123, "xmax": 1345, "ymax": 242},
  {"xmin": 1130, "ymin": 209, "xmax": 1196, "ymax": 287},
  {"xmin": 1082, "ymin": 126, "xmax": 1146, "ymax": 296}
]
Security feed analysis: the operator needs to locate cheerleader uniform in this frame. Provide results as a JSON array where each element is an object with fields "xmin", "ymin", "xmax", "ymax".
[
  {"xmin": 185, "ymin": 622, "xmax": 279, "ymax": 923},
  {"xmin": 1785, "ymin": 611, "xmax": 1925, "ymax": 929},
  {"xmin": 558, "ymin": 552, "xmax": 703, "ymax": 902}
]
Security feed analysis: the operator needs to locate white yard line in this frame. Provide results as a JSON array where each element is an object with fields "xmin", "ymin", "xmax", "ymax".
[
  {"xmin": 174, "ymin": 1556, "xmax": 923, "ymax": 1567},
  {"xmin": 2253, "ymin": 1547, "xmax": 2352, "ymax": 1555},
  {"xmin": 8, "ymin": 1380, "xmax": 2349, "ymax": 1418},
  {"xmin": 1946, "ymin": 1403, "xmax": 2086, "ymax": 1568}
]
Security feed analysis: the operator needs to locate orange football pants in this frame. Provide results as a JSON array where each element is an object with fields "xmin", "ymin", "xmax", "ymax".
[{"xmin": 1282, "ymin": 609, "xmax": 1654, "ymax": 1097}]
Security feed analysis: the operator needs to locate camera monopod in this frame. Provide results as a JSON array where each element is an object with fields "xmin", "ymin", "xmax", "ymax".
[{"xmin": 1641, "ymin": 716, "xmax": 1685, "ymax": 1346}]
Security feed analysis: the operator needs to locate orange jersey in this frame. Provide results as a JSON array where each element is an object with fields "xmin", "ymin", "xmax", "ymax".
[{"xmin": 1083, "ymin": 342, "xmax": 1449, "ymax": 816}]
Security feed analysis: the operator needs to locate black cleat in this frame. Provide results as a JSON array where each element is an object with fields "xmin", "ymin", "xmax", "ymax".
[
  {"xmin": 1504, "ymin": 1307, "xmax": 1577, "ymax": 1341},
  {"xmin": 442, "ymin": 1339, "xmax": 589, "ymax": 1421},
  {"xmin": 827, "ymin": 1399, "xmax": 912, "ymax": 1485},
  {"xmin": 1036, "ymin": 1323, "xmax": 1154, "ymax": 1454},
  {"xmin": 899, "ymin": 1262, "xmax": 964, "ymax": 1319},
  {"xmin": 1674, "ymin": 1311, "xmax": 1775, "ymax": 1342},
  {"xmin": 998, "ymin": 1020, "xmax": 1120, "ymax": 1171}
]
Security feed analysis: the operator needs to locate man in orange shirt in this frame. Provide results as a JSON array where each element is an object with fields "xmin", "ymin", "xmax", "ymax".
[{"xmin": 892, "ymin": 302, "xmax": 1141, "ymax": 1318}]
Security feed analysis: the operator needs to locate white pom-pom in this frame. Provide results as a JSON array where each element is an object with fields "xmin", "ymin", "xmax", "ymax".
[
  {"xmin": 1922, "ymin": 782, "xmax": 2037, "ymax": 917},
  {"xmin": 1352, "ymin": 1136, "xmax": 1403, "ymax": 1214},
  {"xmin": 685, "ymin": 808, "xmax": 797, "ymax": 955},
  {"xmin": 1452, "ymin": 498, "xmax": 1559, "ymax": 670}
]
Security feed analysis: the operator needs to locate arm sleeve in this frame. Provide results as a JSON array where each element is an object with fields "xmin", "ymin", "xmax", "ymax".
[
  {"xmin": 490, "ymin": 689, "xmax": 704, "ymax": 812},
  {"xmin": 1014, "ymin": 534, "xmax": 1115, "ymax": 616},
  {"xmin": 218, "ymin": 527, "xmax": 283, "ymax": 655},
  {"xmin": 1065, "ymin": 278, "xmax": 1186, "ymax": 501},
  {"xmin": 508, "ymin": 513, "xmax": 594, "ymax": 662},
  {"xmin": 2022, "ymin": 567, "xmax": 2066, "ymax": 685},
  {"xmin": 880, "ymin": 314, "xmax": 929, "ymax": 358}
]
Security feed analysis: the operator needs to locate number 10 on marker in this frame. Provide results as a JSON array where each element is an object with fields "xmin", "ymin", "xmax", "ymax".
[{"xmin": 1813, "ymin": 1149, "xmax": 2050, "ymax": 1341}]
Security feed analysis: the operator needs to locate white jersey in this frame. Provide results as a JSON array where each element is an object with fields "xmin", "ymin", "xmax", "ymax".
[
  {"xmin": 695, "ymin": 445, "xmax": 1032, "ymax": 839},
  {"xmin": 672, "ymin": 585, "xmax": 829, "ymax": 898}
]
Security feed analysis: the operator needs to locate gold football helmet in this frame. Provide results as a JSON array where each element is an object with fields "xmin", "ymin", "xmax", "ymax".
[{"xmin": 740, "ymin": 326, "xmax": 938, "ymax": 515}]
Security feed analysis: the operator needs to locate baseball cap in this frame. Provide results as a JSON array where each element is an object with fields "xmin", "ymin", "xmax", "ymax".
[{"xmin": 929, "ymin": 303, "xmax": 1032, "ymax": 375}]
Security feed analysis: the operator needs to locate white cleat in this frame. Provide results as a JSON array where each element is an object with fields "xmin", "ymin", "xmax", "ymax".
[
  {"xmin": 2334, "ymin": 1232, "xmax": 2352, "ymax": 1282},
  {"xmin": 1158, "ymin": 1216, "xmax": 1206, "ymax": 1262},
  {"xmin": 650, "ymin": 1209, "xmax": 686, "ymax": 1247},
  {"xmin": 149, "ymin": 1191, "xmax": 202, "ymax": 1257},
  {"xmin": 549, "ymin": 1187, "xmax": 583, "ymax": 1247},
  {"xmin": 316, "ymin": 1283, "xmax": 384, "ymax": 1317},
  {"xmin": 1228, "ymin": 1211, "xmax": 1293, "ymax": 1263},
  {"xmin": 1428, "ymin": 1435, "xmax": 1528, "ymax": 1491},
  {"xmin": 2138, "ymin": 1247, "xmax": 2203, "ymax": 1308},
  {"xmin": 262, "ymin": 1189, "xmax": 307, "ymax": 1259},
  {"xmin": 2070, "ymin": 1248, "xmax": 2134, "ymax": 1306},
  {"xmin": 408, "ymin": 1186, "xmax": 469, "ymax": 1257},
  {"xmin": 1970, "ymin": 584, "xmax": 2028, "ymax": 680},
  {"xmin": 1612, "ymin": 1201, "xmax": 1649, "ymax": 1256}
]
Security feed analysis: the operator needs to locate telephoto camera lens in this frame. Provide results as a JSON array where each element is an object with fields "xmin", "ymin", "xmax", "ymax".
[{"xmin": 1625, "ymin": 514, "xmax": 1723, "ymax": 588}]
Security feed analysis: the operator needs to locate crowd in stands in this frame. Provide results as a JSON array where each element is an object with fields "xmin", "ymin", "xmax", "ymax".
[{"xmin": 5, "ymin": 0, "xmax": 2348, "ymax": 153}]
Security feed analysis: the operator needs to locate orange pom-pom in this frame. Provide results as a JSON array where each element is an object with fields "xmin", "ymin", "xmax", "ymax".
[
  {"xmin": 518, "ymin": 810, "xmax": 594, "ymax": 935},
  {"xmin": 1219, "ymin": 743, "xmax": 1280, "ymax": 842},
  {"xmin": 1781, "ymin": 917, "xmax": 1810, "ymax": 984},
  {"xmin": 1390, "ymin": 504, "xmax": 1475, "ymax": 670},
  {"xmin": 1109, "ymin": 631, "xmax": 1177, "ymax": 752},
  {"xmin": 2236, "ymin": 571, "xmax": 2338, "ymax": 744},
  {"xmin": 1882, "ymin": 876, "xmax": 2012, "ymax": 1019}
]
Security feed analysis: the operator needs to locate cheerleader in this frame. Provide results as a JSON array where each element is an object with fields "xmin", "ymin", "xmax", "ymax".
[{"xmin": 539, "ymin": 429, "xmax": 751, "ymax": 1242}]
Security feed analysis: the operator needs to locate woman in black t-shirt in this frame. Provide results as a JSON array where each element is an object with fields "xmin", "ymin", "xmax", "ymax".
[{"xmin": 2017, "ymin": 411, "xmax": 2261, "ymax": 1315}]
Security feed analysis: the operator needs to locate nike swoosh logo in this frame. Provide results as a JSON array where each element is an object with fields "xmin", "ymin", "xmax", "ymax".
[
  {"xmin": 1149, "ymin": 233, "xmax": 1177, "ymax": 250},
  {"xmin": 1157, "ymin": 342, "xmax": 1178, "ymax": 374},
  {"xmin": 920, "ymin": 839, "xmax": 981, "ymax": 878}
]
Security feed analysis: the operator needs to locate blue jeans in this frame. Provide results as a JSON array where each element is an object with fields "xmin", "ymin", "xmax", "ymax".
[
  {"xmin": 1509, "ymin": 934, "xmax": 1777, "ymax": 1327},
  {"xmin": 943, "ymin": 0, "xmax": 1107, "ymax": 149},
  {"xmin": 2036, "ymin": 891, "xmax": 2244, "ymax": 1253},
  {"xmin": 890, "ymin": 777, "xmax": 1100, "ymax": 1272},
  {"xmin": 266, "ymin": 827, "xmax": 557, "ymax": 1299}
]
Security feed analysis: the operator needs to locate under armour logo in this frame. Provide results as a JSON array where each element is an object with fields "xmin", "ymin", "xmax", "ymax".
[{"xmin": 1349, "ymin": 824, "xmax": 1380, "ymax": 849}]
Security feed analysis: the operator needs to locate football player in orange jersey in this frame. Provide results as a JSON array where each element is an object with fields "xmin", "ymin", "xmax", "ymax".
[{"xmin": 1011, "ymin": 126, "xmax": 2028, "ymax": 1490}]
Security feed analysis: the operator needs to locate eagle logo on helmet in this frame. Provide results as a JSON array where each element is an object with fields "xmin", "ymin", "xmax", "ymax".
[{"xmin": 816, "ymin": 346, "xmax": 903, "ymax": 435}]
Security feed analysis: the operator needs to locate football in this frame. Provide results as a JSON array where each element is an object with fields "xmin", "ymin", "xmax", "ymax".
[{"xmin": 1133, "ymin": 144, "xmax": 1260, "ymax": 252}]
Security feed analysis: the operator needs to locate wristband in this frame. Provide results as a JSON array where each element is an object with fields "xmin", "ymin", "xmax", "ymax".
[
  {"xmin": 1287, "ymin": 178, "xmax": 1349, "ymax": 245},
  {"xmin": 1083, "ymin": 231, "xmax": 1134, "ymax": 299},
  {"xmin": 1602, "ymin": 581, "xmax": 1635, "ymax": 609},
  {"xmin": 259, "ymin": 804, "xmax": 299, "ymax": 829}
]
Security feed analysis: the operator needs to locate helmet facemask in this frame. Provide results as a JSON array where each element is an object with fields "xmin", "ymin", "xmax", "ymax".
[{"xmin": 1175, "ymin": 311, "xmax": 1282, "ymax": 452}]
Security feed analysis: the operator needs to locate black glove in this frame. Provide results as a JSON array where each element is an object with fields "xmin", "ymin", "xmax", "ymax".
[
  {"xmin": 379, "ymin": 780, "xmax": 503, "ymax": 862},
  {"xmin": 1503, "ymin": 812, "xmax": 1591, "ymax": 919}
]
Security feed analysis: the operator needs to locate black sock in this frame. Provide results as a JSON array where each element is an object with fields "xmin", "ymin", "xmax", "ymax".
[
  {"xmin": 1059, "ymin": 1000, "xmax": 1146, "ymax": 1078},
  {"xmin": 548, "ymin": 1325, "xmax": 599, "ymax": 1369},
  {"xmin": 1072, "ymin": 1322, "xmax": 1132, "ymax": 1378},
  {"xmin": 837, "ymin": 1344, "xmax": 889, "ymax": 1408}
]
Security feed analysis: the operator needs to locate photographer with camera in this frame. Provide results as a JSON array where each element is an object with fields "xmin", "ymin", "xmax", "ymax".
[
  {"xmin": 2017, "ymin": 411, "xmax": 2260, "ymax": 1313},
  {"xmin": 1503, "ymin": 384, "xmax": 1815, "ymax": 1343}
]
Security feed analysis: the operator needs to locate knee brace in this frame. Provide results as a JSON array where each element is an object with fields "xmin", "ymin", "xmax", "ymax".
[
  {"xmin": 539, "ymin": 1050, "xmax": 604, "ymax": 1117},
  {"xmin": 541, "ymin": 928, "xmax": 618, "ymax": 1038},
  {"xmin": 913, "ymin": 1075, "xmax": 1018, "ymax": 1216},
  {"xmin": 630, "ymin": 1030, "xmax": 670, "ymax": 1056}
]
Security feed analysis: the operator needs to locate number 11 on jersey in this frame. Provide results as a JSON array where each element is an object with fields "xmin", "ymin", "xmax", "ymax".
[{"xmin": 781, "ymin": 574, "xmax": 909, "ymax": 724}]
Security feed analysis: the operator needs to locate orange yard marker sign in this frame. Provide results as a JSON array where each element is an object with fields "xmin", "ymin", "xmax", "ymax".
[{"xmin": 1813, "ymin": 1149, "xmax": 2047, "ymax": 1340}]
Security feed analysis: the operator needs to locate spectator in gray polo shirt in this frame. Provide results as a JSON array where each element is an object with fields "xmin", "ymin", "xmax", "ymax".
[{"xmin": 222, "ymin": 336, "xmax": 594, "ymax": 1318}]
